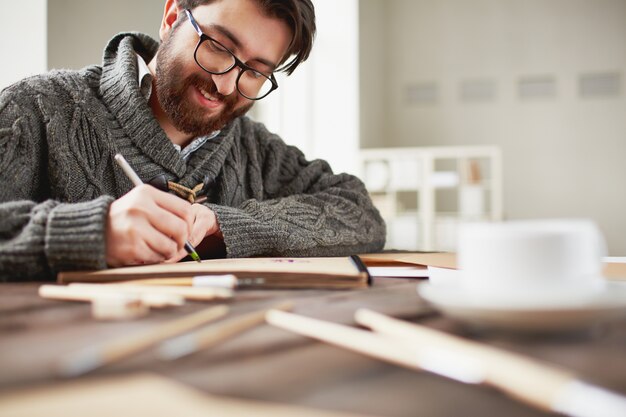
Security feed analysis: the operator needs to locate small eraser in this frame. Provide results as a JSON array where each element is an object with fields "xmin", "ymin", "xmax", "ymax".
[{"xmin": 193, "ymin": 275, "xmax": 238, "ymax": 288}]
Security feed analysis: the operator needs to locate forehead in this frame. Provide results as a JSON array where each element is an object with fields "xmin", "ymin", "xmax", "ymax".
[{"xmin": 189, "ymin": 0, "xmax": 293, "ymax": 65}]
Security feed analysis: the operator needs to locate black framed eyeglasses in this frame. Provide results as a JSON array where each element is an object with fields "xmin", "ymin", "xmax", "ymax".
[{"xmin": 184, "ymin": 8, "xmax": 278, "ymax": 101}]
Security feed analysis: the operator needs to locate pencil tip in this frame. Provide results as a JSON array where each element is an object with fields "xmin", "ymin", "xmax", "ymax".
[{"xmin": 184, "ymin": 241, "xmax": 201, "ymax": 262}]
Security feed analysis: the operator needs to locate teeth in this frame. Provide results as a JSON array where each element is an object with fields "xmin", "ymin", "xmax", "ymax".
[{"xmin": 199, "ymin": 87, "xmax": 216, "ymax": 101}]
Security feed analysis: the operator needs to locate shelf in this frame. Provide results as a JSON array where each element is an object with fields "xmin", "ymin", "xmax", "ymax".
[{"xmin": 361, "ymin": 146, "xmax": 502, "ymax": 251}]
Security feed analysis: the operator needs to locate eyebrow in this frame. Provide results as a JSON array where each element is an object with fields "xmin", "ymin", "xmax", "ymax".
[{"xmin": 208, "ymin": 24, "xmax": 278, "ymax": 71}]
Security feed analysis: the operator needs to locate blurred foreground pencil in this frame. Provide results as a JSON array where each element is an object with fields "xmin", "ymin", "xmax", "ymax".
[
  {"xmin": 57, "ymin": 305, "xmax": 228, "ymax": 377},
  {"xmin": 69, "ymin": 283, "xmax": 233, "ymax": 301},
  {"xmin": 157, "ymin": 301, "xmax": 293, "ymax": 360},
  {"xmin": 39, "ymin": 284, "xmax": 184, "ymax": 308},
  {"xmin": 355, "ymin": 309, "xmax": 626, "ymax": 417},
  {"xmin": 116, "ymin": 275, "xmax": 266, "ymax": 289},
  {"xmin": 267, "ymin": 309, "xmax": 626, "ymax": 417}
]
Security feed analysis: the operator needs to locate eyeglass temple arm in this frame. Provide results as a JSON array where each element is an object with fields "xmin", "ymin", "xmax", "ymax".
[{"xmin": 184, "ymin": 9, "xmax": 203, "ymax": 36}]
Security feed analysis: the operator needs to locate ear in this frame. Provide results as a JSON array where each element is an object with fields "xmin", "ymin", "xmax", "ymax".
[{"xmin": 159, "ymin": 0, "xmax": 181, "ymax": 42}]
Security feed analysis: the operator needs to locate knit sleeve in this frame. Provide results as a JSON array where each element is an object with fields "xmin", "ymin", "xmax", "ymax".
[
  {"xmin": 208, "ymin": 124, "xmax": 386, "ymax": 258},
  {"xmin": 0, "ymin": 85, "xmax": 111, "ymax": 281}
]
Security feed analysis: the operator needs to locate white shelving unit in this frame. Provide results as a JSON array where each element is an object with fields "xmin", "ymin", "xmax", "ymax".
[{"xmin": 360, "ymin": 146, "xmax": 502, "ymax": 251}]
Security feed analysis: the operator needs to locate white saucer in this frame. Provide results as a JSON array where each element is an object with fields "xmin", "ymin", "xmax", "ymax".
[{"xmin": 417, "ymin": 281, "xmax": 626, "ymax": 332}]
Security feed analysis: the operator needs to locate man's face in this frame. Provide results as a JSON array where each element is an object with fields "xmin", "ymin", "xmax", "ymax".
[{"xmin": 155, "ymin": 0, "xmax": 292, "ymax": 137}]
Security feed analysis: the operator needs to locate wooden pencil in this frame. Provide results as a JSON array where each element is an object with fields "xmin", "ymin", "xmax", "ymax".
[
  {"xmin": 157, "ymin": 301, "xmax": 294, "ymax": 360},
  {"xmin": 57, "ymin": 305, "xmax": 229, "ymax": 377},
  {"xmin": 354, "ymin": 309, "xmax": 580, "ymax": 414},
  {"xmin": 39, "ymin": 284, "xmax": 184, "ymax": 308},
  {"xmin": 69, "ymin": 283, "xmax": 233, "ymax": 301}
]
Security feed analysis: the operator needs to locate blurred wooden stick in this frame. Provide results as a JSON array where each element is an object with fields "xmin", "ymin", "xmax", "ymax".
[
  {"xmin": 69, "ymin": 283, "xmax": 232, "ymax": 301},
  {"xmin": 158, "ymin": 301, "xmax": 294, "ymax": 360},
  {"xmin": 354, "ymin": 309, "xmax": 577, "ymax": 413},
  {"xmin": 39, "ymin": 284, "xmax": 184, "ymax": 308},
  {"xmin": 265, "ymin": 309, "xmax": 482, "ymax": 383},
  {"xmin": 57, "ymin": 305, "xmax": 229, "ymax": 377}
]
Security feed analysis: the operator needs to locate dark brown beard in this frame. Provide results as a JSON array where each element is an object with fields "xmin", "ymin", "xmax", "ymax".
[{"xmin": 154, "ymin": 36, "xmax": 253, "ymax": 137}]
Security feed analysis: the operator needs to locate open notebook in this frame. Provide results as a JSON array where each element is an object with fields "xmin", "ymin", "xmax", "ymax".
[
  {"xmin": 57, "ymin": 256, "xmax": 371, "ymax": 289},
  {"xmin": 358, "ymin": 252, "xmax": 457, "ymax": 278}
]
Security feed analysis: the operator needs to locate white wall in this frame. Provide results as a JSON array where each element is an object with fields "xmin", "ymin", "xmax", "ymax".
[
  {"xmin": 254, "ymin": 0, "xmax": 360, "ymax": 175},
  {"xmin": 48, "ymin": 0, "xmax": 162, "ymax": 70},
  {"xmin": 361, "ymin": 0, "xmax": 626, "ymax": 254},
  {"xmin": 359, "ymin": 0, "xmax": 386, "ymax": 149},
  {"xmin": 0, "ymin": 0, "xmax": 47, "ymax": 90}
]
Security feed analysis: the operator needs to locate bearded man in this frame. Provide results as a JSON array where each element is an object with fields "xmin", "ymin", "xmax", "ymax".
[{"xmin": 0, "ymin": 0, "xmax": 385, "ymax": 281}]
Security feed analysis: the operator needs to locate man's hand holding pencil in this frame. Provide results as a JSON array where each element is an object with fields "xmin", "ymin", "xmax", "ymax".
[{"xmin": 106, "ymin": 154, "xmax": 220, "ymax": 267}]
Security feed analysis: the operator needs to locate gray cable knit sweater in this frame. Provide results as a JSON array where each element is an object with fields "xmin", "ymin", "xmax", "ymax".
[{"xmin": 0, "ymin": 33, "xmax": 385, "ymax": 281}]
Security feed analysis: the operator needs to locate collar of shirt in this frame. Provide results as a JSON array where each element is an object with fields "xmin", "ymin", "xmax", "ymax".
[
  {"xmin": 173, "ymin": 130, "xmax": 221, "ymax": 160},
  {"xmin": 135, "ymin": 54, "xmax": 220, "ymax": 160},
  {"xmin": 136, "ymin": 53, "xmax": 153, "ymax": 101}
]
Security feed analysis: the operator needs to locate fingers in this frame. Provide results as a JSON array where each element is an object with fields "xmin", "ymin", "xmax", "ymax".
[
  {"xmin": 161, "ymin": 205, "xmax": 222, "ymax": 264},
  {"xmin": 106, "ymin": 213, "xmax": 180, "ymax": 267},
  {"xmin": 188, "ymin": 204, "xmax": 221, "ymax": 246},
  {"xmin": 163, "ymin": 247, "xmax": 189, "ymax": 264},
  {"xmin": 105, "ymin": 185, "xmax": 195, "ymax": 267},
  {"xmin": 106, "ymin": 230, "xmax": 164, "ymax": 268},
  {"xmin": 144, "ymin": 205, "xmax": 190, "ymax": 249},
  {"xmin": 133, "ymin": 185, "xmax": 193, "ymax": 242},
  {"xmin": 141, "ymin": 220, "xmax": 181, "ymax": 259},
  {"xmin": 150, "ymin": 187, "xmax": 195, "ymax": 234},
  {"xmin": 105, "ymin": 186, "xmax": 224, "ymax": 267},
  {"xmin": 188, "ymin": 205, "xmax": 208, "ymax": 247}
]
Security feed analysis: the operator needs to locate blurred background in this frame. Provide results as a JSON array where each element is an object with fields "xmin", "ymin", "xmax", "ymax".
[{"xmin": 1, "ymin": 0, "xmax": 624, "ymax": 254}]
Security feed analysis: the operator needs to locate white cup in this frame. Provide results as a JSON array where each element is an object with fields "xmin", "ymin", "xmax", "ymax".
[{"xmin": 458, "ymin": 219, "xmax": 607, "ymax": 299}]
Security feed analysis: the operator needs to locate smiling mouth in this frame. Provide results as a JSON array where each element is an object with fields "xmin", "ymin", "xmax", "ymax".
[{"xmin": 198, "ymin": 86, "xmax": 219, "ymax": 102}]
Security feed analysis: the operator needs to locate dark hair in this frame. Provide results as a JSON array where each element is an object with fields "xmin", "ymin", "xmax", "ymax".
[{"xmin": 176, "ymin": 0, "xmax": 316, "ymax": 75}]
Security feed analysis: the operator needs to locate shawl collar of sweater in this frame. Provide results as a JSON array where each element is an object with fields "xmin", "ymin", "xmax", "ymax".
[{"xmin": 99, "ymin": 32, "xmax": 187, "ymax": 178}]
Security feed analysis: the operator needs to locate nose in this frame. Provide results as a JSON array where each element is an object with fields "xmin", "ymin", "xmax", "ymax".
[{"xmin": 211, "ymin": 68, "xmax": 239, "ymax": 97}]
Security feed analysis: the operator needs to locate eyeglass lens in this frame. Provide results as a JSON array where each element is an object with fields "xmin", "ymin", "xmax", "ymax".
[{"xmin": 195, "ymin": 38, "xmax": 274, "ymax": 99}]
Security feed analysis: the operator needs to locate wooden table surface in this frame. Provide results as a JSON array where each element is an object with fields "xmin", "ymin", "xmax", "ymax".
[{"xmin": 1, "ymin": 279, "xmax": 625, "ymax": 417}]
